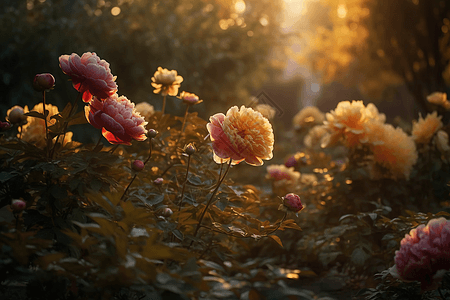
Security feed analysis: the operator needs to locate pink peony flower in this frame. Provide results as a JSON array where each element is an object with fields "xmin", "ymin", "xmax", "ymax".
[
  {"xmin": 59, "ymin": 52, "xmax": 117, "ymax": 102},
  {"xmin": 391, "ymin": 217, "xmax": 450, "ymax": 289},
  {"xmin": 206, "ymin": 106, "xmax": 274, "ymax": 166},
  {"xmin": 85, "ymin": 94, "xmax": 147, "ymax": 145},
  {"xmin": 282, "ymin": 193, "xmax": 304, "ymax": 212}
]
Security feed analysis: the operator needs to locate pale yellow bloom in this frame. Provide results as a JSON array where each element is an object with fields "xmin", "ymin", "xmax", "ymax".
[
  {"xmin": 293, "ymin": 106, "xmax": 325, "ymax": 129},
  {"xmin": 299, "ymin": 173, "xmax": 317, "ymax": 185},
  {"xmin": 304, "ymin": 125, "xmax": 329, "ymax": 148},
  {"xmin": 151, "ymin": 67, "xmax": 183, "ymax": 96},
  {"xmin": 323, "ymin": 100, "xmax": 385, "ymax": 148},
  {"xmin": 135, "ymin": 102, "xmax": 155, "ymax": 120},
  {"xmin": 427, "ymin": 92, "xmax": 450, "ymax": 110},
  {"xmin": 21, "ymin": 103, "xmax": 73, "ymax": 148},
  {"xmin": 254, "ymin": 104, "xmax": 276, "ymax": 120},
  {"xmin": 364, "ymin": 121, "xmax": 418, "ymax": 179},
  {"xmin": 412, "ymin": 112, "xmax": 443, "ymax": 145}
]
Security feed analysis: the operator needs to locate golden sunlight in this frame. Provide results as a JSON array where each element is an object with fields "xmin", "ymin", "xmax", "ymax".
[
  {"xmin": 234, "ymin": 0, "xmax": 246, "ymax": 14},
  {"xmin": 337, "ymin": 4, "xmax": 347, "ymax": 18}
]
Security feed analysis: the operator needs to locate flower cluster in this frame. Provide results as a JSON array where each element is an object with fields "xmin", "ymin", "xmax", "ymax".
[
  {"xmin": 391, "ymin": 217, "xmax": 450, "ymax": 289},
  {"xmin": 207, "ymin": 106, "xmax": 274, "ymax": 166}
]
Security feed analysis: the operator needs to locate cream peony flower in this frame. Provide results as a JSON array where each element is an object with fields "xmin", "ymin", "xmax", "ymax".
[
  {"xmin": 304, "ymin": 125, "xmax": 329, "ymax": 148},
  {"xmin": 254, "ymin": 104, "xmax": 276, "ymax": 120},
  {"xmin": 293, "ymin": 106, "xmax": 325, "ymax": 129},
  {"xmin": 206, "ymin": 106, "xmax": 274, "ymax": 166},
  {"xmin": 323, "ymin": 100, "xmax": 385, "ymax": 148},
  {"xmin": 412, "ymin": 112, "xmax": 443, "ymax": 145},
  {"xmin": 21, "ymin": 103, "xmax": 73, "ymax": 147},
  {"xmin": 135, "ymin": 102, "xmax": 155, "ymax": 120},
  {"xmin": 364, "ymin": 120, "xmax": 418, "ymax": 179},
  {"xmin": 427, "ymin": 92, "xmax": 450, "ymax": 110},
  {"xmin": 151, "ymin": 67, "xmax": 183, "ymax": 96}
]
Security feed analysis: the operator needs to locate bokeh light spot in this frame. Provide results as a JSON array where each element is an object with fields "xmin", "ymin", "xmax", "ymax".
[
  {"xmin": 234, "ymin": 0, "xmax": 246, "ymax": 14},
  {"xmin": 111, "ymin": 6, "xmax": 121, "ymax": 16}
]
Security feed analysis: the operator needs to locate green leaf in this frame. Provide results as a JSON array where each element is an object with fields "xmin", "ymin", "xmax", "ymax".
[{"xmin": 25, "ymin": 110, "xmax": 47, "ymax": 120}]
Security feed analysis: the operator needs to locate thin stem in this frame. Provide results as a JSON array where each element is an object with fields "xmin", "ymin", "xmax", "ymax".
[
  {"xmin": 143, "ymin": 138, "xmax": 153, "ymax": 165},
  {"xmin": 190, "ymin": 160, "xmax": 232, "ymax": 247},
  {"xmin": 42, "ymin": 91, "xmax": 49, "ymax": 157},
  {"xmin": 161, "ymin": 95, "xmax": 167, "ymax": 115},
  {"xmin": 121, "ymin": 174, "xmax": 137, "ymax": 201},
  {"xmin": 438, "ymin": 287, "xmax": 448, "ymax": 300},
  {"xmin": 109, "ymin": 144, "xmax": 120, "ymax": 154},
  {"xmin": 50, "ymin": 92, "xmax": 80, "ymax": 158},
  {"xmin": 93, "ymin": 135, "xmax": 102, "ymax": 150},
  {"xmin": 177, "ymin": 105, "xmax": 190, "ymax": 143},
  {"xmin": 178, "ymin": 154, "xmax": 191, "ymax": 210}
]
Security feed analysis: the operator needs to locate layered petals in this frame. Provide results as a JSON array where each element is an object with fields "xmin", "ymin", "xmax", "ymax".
[
  {"xmin": 59, "ymin": 52, "xmax": 117, "ymax": 102},
  {"xmin": 85, "ymin": 94, "xmax": 147, "ymax": 145}
]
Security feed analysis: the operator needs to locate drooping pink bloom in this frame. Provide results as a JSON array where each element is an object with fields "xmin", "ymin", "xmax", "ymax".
[
  {"xmin": 85, "ymin": 94, "xmax": 147, "ymax": 145},
  {"xmin": 59, "ymin": 52, "xmax": 117, "ymax": 102},
  {"xmin": 391, "ymin": 217, "xmax": 450, "ymax": 289}
]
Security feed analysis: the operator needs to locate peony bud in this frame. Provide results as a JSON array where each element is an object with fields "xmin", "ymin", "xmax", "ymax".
[
  {"xmin": 0, "ymin": 121, "xmax": 11, "ymax": 131},
  {"xmin": 7, "ymin": 106, "xmax": 27, "ymax": 125},
  {"xmin": 153, "ymin": 177, "xmax": 164, "ymax": 185},
  {"xmin": 283, "ymin": 193, "xmax": 303, "ymax": 212},
  {"xmin": 33, "ymin": 73, "xmax": 55, "ymax": 92},
  {"xmin": 11, "ymin": 199, "xmax": 26, "ymax": 212},
  {"xmin": 131, "ymin": 159, "xmax": 145, "ymax": 172},
  {"xmin": 284, "ymin": 156, "xmax": 298, "ymax": 168},
  {"xmin": 180, "ymin": 91, "xmax": 202, "ymax": 106},
  {"xmin": 160, "ymin": 207, "xmax": 173, "ymax": 218},
  {"xmin": 148, "ymin": 129, "xmax": 158, "ymax": 139},
  {"xmin": 184, "ymin": 143, "xmax": 196, "ymax": 155}
]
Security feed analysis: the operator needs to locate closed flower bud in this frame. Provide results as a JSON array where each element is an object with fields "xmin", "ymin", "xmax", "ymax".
[
  {"xmin": 160, "ymin": 207, "xmax": 173, "ymax": 217},
  {"xmin": 11, "ymin": 199, "xmax": 26, "ymax": 212},
  {"xmin": 0, "ymin": 121, "xmax": 11, "ymax": 131},
  {"xmin": 33, "ymin": 73, "xmax": 55, "ymax": 91},
  {"xmin": 283, "ymin": 193, "xmax": 303, "ymax": 212},
  {"xmin": 179, "ymin": 91, "xmax": 202, "ymax": 106},
  {"xmin": 153, "ymin": 177, "xmax": 164, "ymax": 185},
  {"xmin": 148, "ymin": 129, "xmax": 158, "ymax": 138},
  {"xmin": 132, "ymin": 160, "xmax": 145, "ymax": 171},
  {"xmin": 184, "ymin": 143, "xmax": 196, "ymax": 155},
  {"xmin": 7, "ymin": 106, "xmax": 27, "ymax": 125}
]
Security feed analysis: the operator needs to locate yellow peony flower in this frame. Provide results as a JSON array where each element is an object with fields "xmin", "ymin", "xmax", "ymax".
[
  {"xmin": 151, "ymin": 67, "xmax": 183, "ymax": 96},
  {"xmin": 323, "ymin": 100, "xmax": 385, "ymax": 148},
  {"xmin": 21, "ymin": 103, "xmax": 73, "ymax": 148},
  {"xmin": 254, "ymin": 104, "xmax": 276, "ymax": 120},
  {"xmin": 207, "ymin": 106, "xmax": 274, "ymax": 166},
  {"xmin": 427, "ymin": 92, "xmax": 450, "ymax": 110},
  {"xmin": 293, "ymin": 106, "xmax": 325, "ymax": 129},
  {"xmin": 304, "ymin": 125, "xmax": 329, "ymax": 148},
  {"xmin": 364, "ymin": 121, "xmax": 418, "ymax": 179},
  {"xmin": 412, "ymin": 112, "xmax": 443, "ymax": 145}
]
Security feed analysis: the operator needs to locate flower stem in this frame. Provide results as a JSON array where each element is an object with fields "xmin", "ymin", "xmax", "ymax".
[
  {"xmin": 161, "ymin": 95, "xmax": 167, "ymax": 115},
  {"xmin": 50, "ymin": 92, "xmax": 80, "ymax": 158},
  {"xmin": 143, "ymin": 137, "xmax": 153, "ymax": 165},
  {"xmin": 42, "ymin": 91, "xmax": 49, "ymax": 157},
  {"xmin": 178, "ymin": 154, "xmax": 191, "ymax": 210},
  {"xmin": 190, "ymin": 160, "xmax": 232, "ymax": 247},
  {"xmin": 177, "ymin": 105, "xmax": 190, "ymax": 144}
]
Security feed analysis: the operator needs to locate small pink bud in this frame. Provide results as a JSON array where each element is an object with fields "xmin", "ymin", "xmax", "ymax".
[
  {"xmin": 154, "ymin": 178, "xmax": 164, "ymax": 185},
  {"xmin": 184, "ymin": 143, "xmax": 196, "ymax": 155},
  {"xmin": 148, "ymin": 129, "xmax": 158, "ymax": 138},
  {"xmin": 132, "ymin": 160, "xmax": 145, "ymax": 171},
  {"xmin": 11, "ymin": 199, "xmax": 26, "ymax": 212},
  {"xmin": 0, "ymin": 121, "xmax": 11, "ymax": 131},
  {"xmin": 7, "ymin": 106, "xmax": 27, "ymax": 125},
  {"xmin": 284, "ymin": 156, "xmax": 298, "ymax": 168},
  {"xmin": 33, "ymin": 73, "xmax": 55, "ymax": 91},
  {"xmin": 283, "ymin": 193, "xmax": 303, "ymax": 212},
  {"xmin": 180, "ymin": 92, "xmax": 202, "ymax": 105},
  {"xmin": 160, "ymin": 207, "xmax": 173, "ymax": 217}
]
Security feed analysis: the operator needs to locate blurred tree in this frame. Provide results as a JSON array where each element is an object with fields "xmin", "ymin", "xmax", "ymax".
[
  {"xmin": 0, "ymin": 0, "xmax": 285, "ymax": 118},
  {"xmin": 297, "ymin": 0, "xmax": 450, "ymax": 114}
]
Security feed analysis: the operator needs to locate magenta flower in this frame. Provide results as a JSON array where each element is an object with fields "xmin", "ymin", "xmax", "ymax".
[
  {"xmin": 59, "ymin": 52, "xmax": 117, "ymax": 102},
  {"xmin": 85, "ymin": 94, "xmax": 147, "ymax": 145},
  {"xmin": 391, "ymin": 217, "xmax": 450, "ymax": 289}
]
